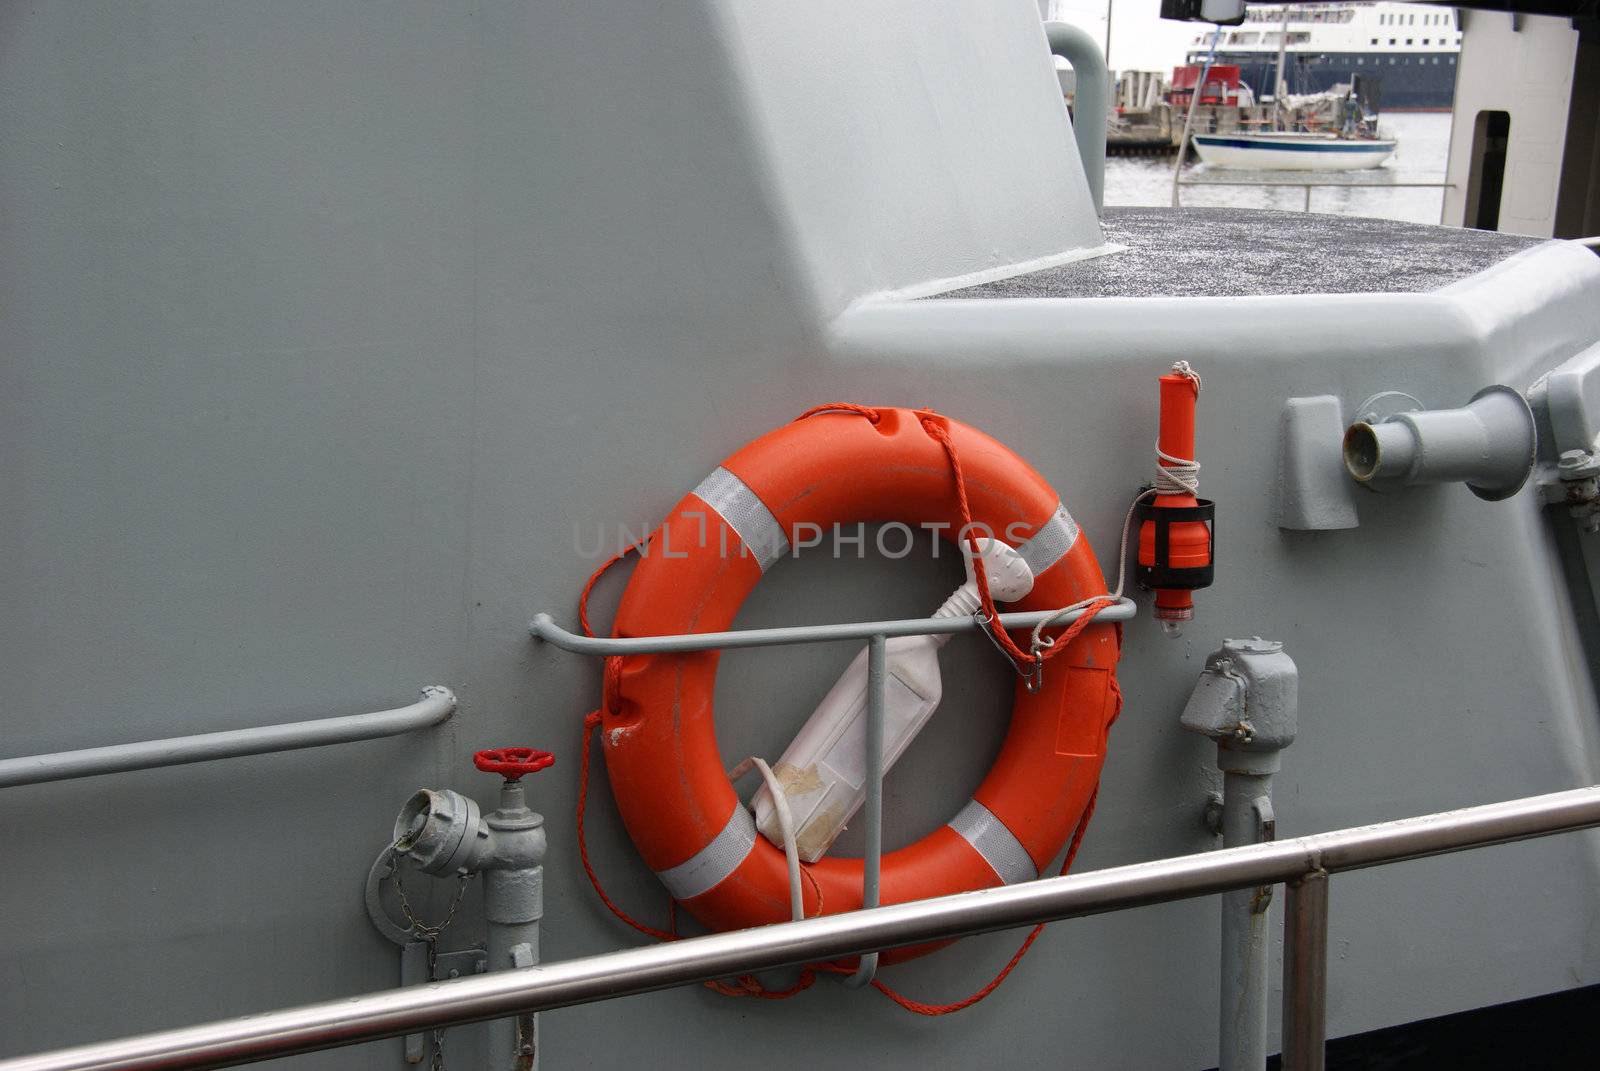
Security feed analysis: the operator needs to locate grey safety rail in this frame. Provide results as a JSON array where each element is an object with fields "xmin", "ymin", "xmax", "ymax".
[
  {"xmin": 4, "ymin": 784, "xmax": 1599, "ymax": 1071},
  {"xmin": 529, "ymin": 601, "xmax": 1137, "ymax": 655},
  {"xmin": 1176, "ymin": 178, "xmax": 1456, "ymax": 213},
  {"xmin": 531, "ymin": 597, "xmax": 1138, "ymax": 985},
  {"xmin": 0, "ymin": 687, "xmax": 457, "ymax": 788}
]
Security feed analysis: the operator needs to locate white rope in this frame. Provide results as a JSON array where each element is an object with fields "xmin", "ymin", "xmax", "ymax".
[
  {"xmin": 1154, "ymin": 446, "xmax": 1200, "ymax": 496},
  {"xmin": 728, "ymin": 756, "xmax": 805, "ymax": 922},
  {"xmin": 1155, "ymin": 360, "xmax": 1202, "ymax": 498},
  {"xmin": 1029, "ymin": 362, "xmax": 1201, "ymax": 656},
  {"xmin": 1170, "ymin": 358, "xmax": 1202, "ymax": 392}
]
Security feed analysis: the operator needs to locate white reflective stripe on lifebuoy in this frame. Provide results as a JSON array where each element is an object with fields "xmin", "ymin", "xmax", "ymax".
[
  {"xmin": 948, "ymin": 799, "xmax": 1038, "ymax": 885},
  {"xmin": 691, "ymin": 467, "xmax": 790, "ymax": 573},
  {"xmin": 655, "ymin": 804, "xmax": 757, "ymax": 901},
  {"xmin": 1014, "ymin": 501, "xmax": 1079, "ymax": 579}
]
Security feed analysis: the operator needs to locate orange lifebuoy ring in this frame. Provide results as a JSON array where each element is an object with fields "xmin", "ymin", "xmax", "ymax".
[{"xmin": 601, "ymin": 407, "xmax": 1121, "ymax": 963}]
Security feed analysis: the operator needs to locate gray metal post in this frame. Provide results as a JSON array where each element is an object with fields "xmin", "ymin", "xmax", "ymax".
[
  {"xmin": 1181, "ymin": 638, "xmax": 1299, "ymax": 1071},
  {"xmin": 1044, "ymin": 21, "xmax": 1108, "ymax": 213},
  {"xmin": 1172, "ymin": 26, "xmax": 1222, "ymax": 208},
  {"xmin": 845, "ymin": 634, "xmax": 887, "ymax": 987},
  {"xmin": 1282, "ymin": 871, "xmax": 1329, "ymax": 1071},
  {"xmin": 1102, "ymin": 0, "xmax": 1112, "ymax": 72},
  {"xmin": 482, "ymin": 779, "xmax": 546, "ymax": 1071},
  {"xmin": 1219, "ymin": 768, "xmax": 1275, "ymax": 1071}
]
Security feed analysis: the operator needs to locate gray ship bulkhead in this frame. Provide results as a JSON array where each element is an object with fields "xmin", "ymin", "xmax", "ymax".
[{"xmin": 3, "ymin": 2, "xmax": 1599, "ymax": 1068}]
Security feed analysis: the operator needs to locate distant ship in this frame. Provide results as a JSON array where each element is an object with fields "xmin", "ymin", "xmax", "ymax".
[{"xmin": 1185, "ymin": 2, "xmax": 1461, "ymax": 110}]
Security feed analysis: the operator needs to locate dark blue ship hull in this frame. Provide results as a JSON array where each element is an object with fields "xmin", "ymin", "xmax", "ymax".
[{"xmin": 1186, "ymin": 50, "xmax": 1459, "ymax": 110}]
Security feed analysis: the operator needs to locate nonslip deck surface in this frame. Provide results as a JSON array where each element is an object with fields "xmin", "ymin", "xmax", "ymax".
[{"xmin": 937, "ymin": 206, "xmax": 1550, "ymax": 299}]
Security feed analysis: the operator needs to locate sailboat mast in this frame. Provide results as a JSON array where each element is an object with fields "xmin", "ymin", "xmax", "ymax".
[{"xmin": 1271, "ymin": 5, "xmax": 1290, "ymax": 126}]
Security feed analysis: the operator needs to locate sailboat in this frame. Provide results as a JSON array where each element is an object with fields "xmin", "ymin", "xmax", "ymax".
[{"xmin": 1191, "ymin": 5, "xmax": 1397, "ymax": 171}]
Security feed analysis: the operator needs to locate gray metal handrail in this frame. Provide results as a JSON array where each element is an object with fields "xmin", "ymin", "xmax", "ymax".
[
  {"xmin": 1175, "ymin": 178, "xmax": 1456, "ymax": 213},
  {"xmin": 4, "ymin": 783, "xmax": 1598, "ymax": 1071},
  {"xmin": 0, "ymin": 687, "xmax": 457, "ymax": 788},
  {"xmin": 528, "ymin": 597, "xmax": 1136, "ymax": 655}
]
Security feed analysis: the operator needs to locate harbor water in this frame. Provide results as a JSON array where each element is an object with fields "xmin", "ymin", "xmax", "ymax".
[{"xmin": 1108, "ymin": 112, "xmax": 1453, "ymax": 224}]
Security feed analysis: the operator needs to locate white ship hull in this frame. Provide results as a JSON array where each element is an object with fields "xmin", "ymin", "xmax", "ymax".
[{"xmin": 1192, "ymin": 132, "xmax": 1398, "ymax": 170}]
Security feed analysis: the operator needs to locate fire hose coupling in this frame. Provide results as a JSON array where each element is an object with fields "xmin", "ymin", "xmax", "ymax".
[
  {"xmin": 393, "ymin": 748, "xmax": 552, "ymax": 877},
  {"xmin": 395, "ymin": 787, "xmax": 483, "ymax": 875},
  {"xmin": 387, "ymin": 749, "xmax": 552, "ymax": 1069},
  {"xmin": 1342, "ymin": 385, "xmax": 1537, "ymax": 501}
]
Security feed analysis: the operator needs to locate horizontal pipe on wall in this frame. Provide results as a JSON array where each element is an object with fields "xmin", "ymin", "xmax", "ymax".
[
  {"xmin": 0, "ymin": 687, "xmax": 456, "ymax": 788},
  {"xmin": 530, "ymin": 597, "xmax": 1138, "ymax": 656},
  {"xmin": 4, "ymin": 783, "xmax": 1598, "ymax": 1071}
]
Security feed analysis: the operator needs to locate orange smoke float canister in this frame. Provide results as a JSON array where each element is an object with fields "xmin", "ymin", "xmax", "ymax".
[{"xmin": 1135, "ymin": 367, "xmax": 1215, "ymax": 635}]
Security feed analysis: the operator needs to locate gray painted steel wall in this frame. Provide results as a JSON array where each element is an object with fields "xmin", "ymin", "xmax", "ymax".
[{"xmin": 3, "ymin": 2, "xmax": 1599, "ymax": 1068}]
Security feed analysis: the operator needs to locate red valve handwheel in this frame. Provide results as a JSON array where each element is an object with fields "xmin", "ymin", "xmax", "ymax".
[{"xmin": 473, "ymin": 747, "xmax": 555, "ymax": 780}]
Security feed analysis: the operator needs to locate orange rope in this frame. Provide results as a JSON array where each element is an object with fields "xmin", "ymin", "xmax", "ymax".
[
  {"xmin": 577, "ymin": 708, "xmax": 678, "ymax": 942},
  {"xmin": 573, "ymin": 541, "xmax": 820, "ymax": 998},
  {"xmin": 795, "ymin": 404, "xmax": 1116, "ymax": 674},
  {"xmin": 704, "ymin": 968, "xmax": 824, "ymax": 1000},
  {"xmin": 794, "ymin": 401, "xmax": 882, "ymax": 424},
  {"xmin": 572, "ymin": 405, "xmax": 1122, "ymax": 1011},
  {"xmin": 579, "ymin": 537, "xmax": 651, "ymax": 642},
  {"xmin": 910, "ymin": 409, "xmax": 1115, "ymax": 671},
  {"xmin": 574, "ymin": 539, "xmax": 679, "ymax": 940},
  {"xmin": 866, "ymin": 791, "xmax": 1098, "ymax": 1015}
]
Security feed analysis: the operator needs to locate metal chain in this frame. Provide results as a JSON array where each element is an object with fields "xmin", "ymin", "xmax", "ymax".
[
  {"xmin": 423, "ymin": 942, "xmax": 447, "ymax": 1071},
  {"xmin": 392, "ymin": 851, "xmax": 473, "ymax": 942},
  {"xmin": 387, "ymin": 845, "xmax": 474, "ymax": 1070}
]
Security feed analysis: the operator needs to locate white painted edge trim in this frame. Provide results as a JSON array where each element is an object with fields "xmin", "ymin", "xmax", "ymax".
[{"xmin": 853, "ymin": 242, "xmax": 1126, "ymax": 305}]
